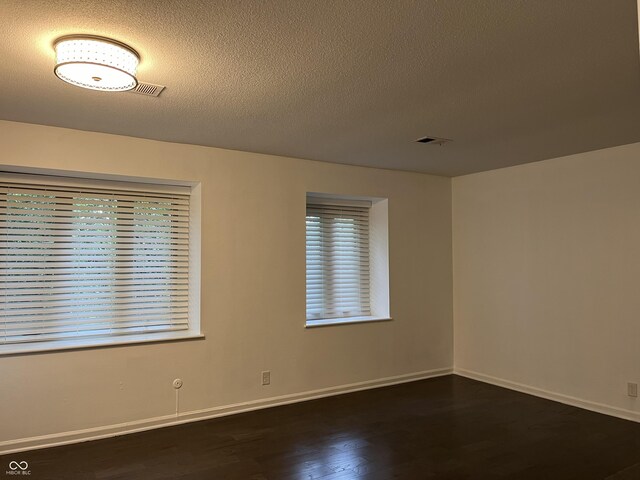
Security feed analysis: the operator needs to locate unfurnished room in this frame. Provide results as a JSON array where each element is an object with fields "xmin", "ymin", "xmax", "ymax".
[{"xmin": 0, "ymin": 1, "xmax": 639, "ymax": 478}]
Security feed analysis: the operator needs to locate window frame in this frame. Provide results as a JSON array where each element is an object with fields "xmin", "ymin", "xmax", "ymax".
[
  {"xmin": 0, "ymin": 171, "xmax": 203, "ymax": 356},
  {"xmin": 305, "ymin": 194, "xmax": 391, "ymax": 328}
]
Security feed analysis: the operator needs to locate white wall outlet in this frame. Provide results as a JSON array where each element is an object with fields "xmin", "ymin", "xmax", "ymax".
[
  {"xmin": 261, "ymin": 371, "xmax": 271, "ymax": 386},
  {"xmin": 628, "ymin": 382, "xmax": 638, "ymax": 398},
  {"xmin": 173, "ymin": 378, "xmax": 183, "ymax": 389}
]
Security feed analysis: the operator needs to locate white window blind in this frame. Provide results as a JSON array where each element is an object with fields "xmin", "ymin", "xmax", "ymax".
[
  {"xmin": 306, "ymin": 201, "xmax": 371, "ymax": 321},
  {"xmin": 0, "ymin": 173, "xmax": 191, "ymax": 346}
]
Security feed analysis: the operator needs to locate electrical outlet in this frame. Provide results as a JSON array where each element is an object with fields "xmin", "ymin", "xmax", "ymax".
[
  {"xmin": 628, "ymin": 382, "xmax": 638, "ymax": 398},
  {"xmin": 262, "ymin": 371, "xmax": 271, "ymax": 386}
]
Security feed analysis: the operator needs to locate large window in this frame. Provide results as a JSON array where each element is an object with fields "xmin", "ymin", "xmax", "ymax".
[{"xmin": 0, "ymin": 172, "xmax": 200, "ymax": 353}]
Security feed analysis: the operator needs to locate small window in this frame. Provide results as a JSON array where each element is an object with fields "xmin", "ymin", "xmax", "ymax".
[
  {"xmin": 0, "ymin": 172, "xmax": 201, "ymax": 354},
  {"xmin": 306, "ymin": 195, "xmax": 390, "ymax": 327}
]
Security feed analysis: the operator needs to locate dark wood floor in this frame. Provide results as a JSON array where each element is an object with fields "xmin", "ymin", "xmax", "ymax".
[{"xmin": 3, "ymin": 375, "xmax": 640, "ymax": 479}]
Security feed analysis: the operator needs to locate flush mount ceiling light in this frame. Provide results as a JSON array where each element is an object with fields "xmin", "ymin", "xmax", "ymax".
[{"xmin": 54, "ymin": 35, "xmax": 139, "ymax": 91}]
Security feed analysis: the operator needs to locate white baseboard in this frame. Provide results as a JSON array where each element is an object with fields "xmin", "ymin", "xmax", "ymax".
[
  {"xmin": 454, "ymin": 367, "xmax": 640, "ymax": 423},
  {"xmin": 0, "ymin": 367, "xmax": 452, "ymax": 455}
]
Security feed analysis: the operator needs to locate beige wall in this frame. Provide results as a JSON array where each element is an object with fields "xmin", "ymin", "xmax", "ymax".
[
  {"xmin": 0, "ymin": 120, "xmax": 453, "ymax": 449},
  {"xmin": 453, "ymin": 143, "xmax": 640, "ymax": 419}
]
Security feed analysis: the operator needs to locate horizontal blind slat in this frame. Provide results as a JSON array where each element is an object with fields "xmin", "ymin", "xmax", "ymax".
[
  {"xmin": 0, "ymin": 267, "xmax": 188, "ymax": 278},
  {"xmin": 3, "ymin": 316, "xmax": 189, "ymax": 331},
  {"xmin": 0, "ymin": 215, "xmax": 190, "ymax": 229},
  {"xmin": 0, "ymin": 185, "xmax": 189, "ymax": 204},
  {"xmin": 0, "ymin": 203, "xmax": 190, "ymax": 215},
  {"xmin": 0, "ymin": 297, "xmax": 189, "ymax": 318},
  {"xmin": 3, "ymin": 278, "xmax": 187, "ymax": 286},
  {"xmin": 5, "ymin": 292, "xmax": 188, "ymax": 303},
  {"xmin": 3, "ymin": 259, "xmax": 187, "ymax": 266},
  {"xmin": 5, "ymin": 325, "xmax": 189, "ymax": 345},
  {"xmin": 1, "ymin": 311, "xmax": 188, "ymax": 329}
]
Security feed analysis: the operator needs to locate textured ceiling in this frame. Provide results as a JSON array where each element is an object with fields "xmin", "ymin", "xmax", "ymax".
[{"xmin": 1, "ymin": 0, "xmax": 639, "ymax": 176}]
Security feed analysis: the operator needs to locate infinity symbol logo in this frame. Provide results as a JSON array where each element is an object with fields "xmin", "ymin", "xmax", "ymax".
[{"xmin": 8, "ymin": 461, "xmax": 28, "ymax": 471}]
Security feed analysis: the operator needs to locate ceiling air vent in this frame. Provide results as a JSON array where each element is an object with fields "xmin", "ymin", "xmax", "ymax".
[
  {"xmin": 416, "ymin": 136, "xmax": 451, "ymax": 146},
  {"xmin": 130, "ymin": 82, "xmax": 165, "ymax": 97}
]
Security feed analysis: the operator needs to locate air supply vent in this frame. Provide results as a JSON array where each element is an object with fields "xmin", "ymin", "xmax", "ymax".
[
  {"xmin": 416, "ymin": 136, "xmax": 451, "ymax": 146},
  {"xmin": 130, "ymin": 82, "xmax": 165, "ymax": 97}
]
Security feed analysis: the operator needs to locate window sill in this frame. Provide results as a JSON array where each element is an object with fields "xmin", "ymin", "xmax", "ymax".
[
  {"xmin": 0, "ymin": 331, "xmax": 205, "ymax": 356},
  {"xmin": 305, "ymin": 316, "xmax": 392, "ymax": 328}
]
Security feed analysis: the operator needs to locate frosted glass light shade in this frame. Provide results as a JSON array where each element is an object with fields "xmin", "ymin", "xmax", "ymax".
[{"xmin": 54, "ymin": 36, "xmax": 139, "ymax": 91}]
